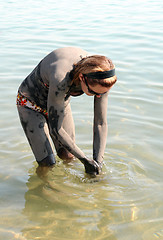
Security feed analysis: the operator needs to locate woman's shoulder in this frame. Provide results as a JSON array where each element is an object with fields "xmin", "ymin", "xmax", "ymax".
[
  {"xmin": 54, "ymin": 46, "xmax": 88, "ymax": 56},
  {"xmin": 41, "ymin": 47, "xmax": 88, "ymax": 81},
  {"xmin": 44, "ymin": 47, "xmax": 88, "ymax": 63}
]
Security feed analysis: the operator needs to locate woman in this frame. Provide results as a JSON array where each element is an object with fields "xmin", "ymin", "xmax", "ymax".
[{"xmin": 17, "ymin": 47, "xmax": 117, "ymax": 175}]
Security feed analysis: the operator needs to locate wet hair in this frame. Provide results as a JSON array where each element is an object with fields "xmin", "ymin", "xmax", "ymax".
[{"xmin": 71, "ymin": 55, "xmax": 117, "ymax": 87}]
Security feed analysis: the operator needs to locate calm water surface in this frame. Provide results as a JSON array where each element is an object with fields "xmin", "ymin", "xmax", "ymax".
[{"xmin": 0, "ymin": 0, "xmax": 163, "ymax": 239}]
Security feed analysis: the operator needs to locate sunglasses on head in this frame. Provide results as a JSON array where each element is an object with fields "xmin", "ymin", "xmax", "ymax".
[{"xmin": 83, "ymin": 75, "xmax": 107, "ymax": 96}]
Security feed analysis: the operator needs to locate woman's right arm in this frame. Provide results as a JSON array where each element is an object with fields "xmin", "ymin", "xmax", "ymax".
[{"xmin": 47, "ymin": 80, "xmax": 99, "ymax": 174}]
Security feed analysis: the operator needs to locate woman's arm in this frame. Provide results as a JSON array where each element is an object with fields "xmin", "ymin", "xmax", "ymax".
[
  {"xmin": 47, "ymin": 79, "xmax": 99, "ymax": 174},
  {"xmin": 93, "ymin": 92, "xmax": 109, "ymax": 168}
]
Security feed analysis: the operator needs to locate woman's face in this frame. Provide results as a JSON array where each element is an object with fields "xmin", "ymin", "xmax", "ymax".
[{"xmin": 79, "ymin": 73, "xmax": 111, "ymax": 98}]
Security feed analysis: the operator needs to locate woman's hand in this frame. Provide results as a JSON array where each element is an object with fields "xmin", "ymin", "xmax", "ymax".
[{"xmin": 84, "ymin": 159, "xmax": 100, "ymax": 175}]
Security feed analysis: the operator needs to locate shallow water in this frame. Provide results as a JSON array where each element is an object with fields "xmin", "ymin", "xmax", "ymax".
[{"xmin": 0, "ymin": 0, "xmax": 163, "ymax": 239}]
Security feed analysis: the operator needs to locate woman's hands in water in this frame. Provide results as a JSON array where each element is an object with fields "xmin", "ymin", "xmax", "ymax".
[{"xmin": 84, "ymin": 159, "xmax": 101, "ymax": 175}]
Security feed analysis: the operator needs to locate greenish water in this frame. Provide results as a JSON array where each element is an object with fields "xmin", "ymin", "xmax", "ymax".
[{"xmin": 0, "ymin": 0, "xmax": 163, "ymax": 239}]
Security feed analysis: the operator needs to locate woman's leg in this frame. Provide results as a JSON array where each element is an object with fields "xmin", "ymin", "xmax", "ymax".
[{"xmin": 17, "ymin": 105, "xmax": 56, "ymax": 166}]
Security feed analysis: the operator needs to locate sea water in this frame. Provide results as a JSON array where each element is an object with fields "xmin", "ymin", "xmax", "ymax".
[{"xmin": 0, "ymin": 0, "xmax": 163, "ymax": 239}]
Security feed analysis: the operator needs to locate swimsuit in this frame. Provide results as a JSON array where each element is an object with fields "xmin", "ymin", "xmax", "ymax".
[
  {"xmin": 16, "ymin": 60, "xmax": 49, "ymax": 118},
  {"xmin": 16, "ymin": 62, "xmax": 83, "ymax": 116},
  {"xmin": 16, "ymin": 91, "xmax": 48, "ymax": 118}
]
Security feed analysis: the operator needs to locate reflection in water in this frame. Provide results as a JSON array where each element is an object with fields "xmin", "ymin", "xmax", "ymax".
[
  {"xmin": 21, "ymin": 154, "xmax": 162, "ymax": 240},
  {"xmin": 22, "ymin": 162, "xmax": 117, "ymax": 239}
]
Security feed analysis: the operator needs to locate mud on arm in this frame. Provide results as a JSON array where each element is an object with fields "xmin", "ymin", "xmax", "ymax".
[
  {"xmin": 47, "ymin": 84, "xmax": 99, "ymax": 174},
  {"xmin": 93, "ymin": 92, "xmax": 108, "ymax": 168}
]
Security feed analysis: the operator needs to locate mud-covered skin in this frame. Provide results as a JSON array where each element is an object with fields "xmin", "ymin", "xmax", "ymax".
[
  {"xmin": 93, "ymin": 91, "xmax": 109, "ymax": 167},
  {"xmin": 17, "ymin": 105, "xmax": 55, "ymax": 164},
  {"xmin": 17, "ymin": 47, "xmax": 108, "ymax": 174}
]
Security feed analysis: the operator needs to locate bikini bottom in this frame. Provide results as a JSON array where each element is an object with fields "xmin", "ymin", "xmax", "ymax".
[{"xmin": 16, "ymin": 91, "xmax": 48, "ymax": 118}]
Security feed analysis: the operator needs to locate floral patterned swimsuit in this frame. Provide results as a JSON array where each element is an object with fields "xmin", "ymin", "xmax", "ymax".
[
  {"xmin": 16, "ymin": 61, "xmax": 49, "ymax": 118},
  {"xmin": 16, "ymin": 91, "xmax": 48, "ymax": 118},
  {"xmin": 16, "ymin": 61, "xmax": 84, "ymax": 119}
]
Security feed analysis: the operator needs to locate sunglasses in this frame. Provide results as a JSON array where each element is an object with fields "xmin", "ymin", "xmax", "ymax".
[{"xmin": 83, "ymin": 75, "xmax": 108, "ymax": 96}]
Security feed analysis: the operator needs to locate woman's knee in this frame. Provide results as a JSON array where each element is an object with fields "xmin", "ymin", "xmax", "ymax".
[{"xmin": 57, "ymin": 148, "xmax": 74, "ymax": 160}]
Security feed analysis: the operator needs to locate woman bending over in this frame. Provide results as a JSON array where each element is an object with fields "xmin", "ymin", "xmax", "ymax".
[{"xmin": 17, "ymin": 47, "xmax": 117, "ymax": 175}]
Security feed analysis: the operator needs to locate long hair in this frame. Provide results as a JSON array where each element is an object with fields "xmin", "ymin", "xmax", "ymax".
[{"xmin": 71, "ymin": 55, "xmax": 117, "ymax": 87}]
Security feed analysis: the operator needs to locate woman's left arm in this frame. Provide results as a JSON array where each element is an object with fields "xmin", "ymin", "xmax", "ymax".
[{"xmin": 93, "ymin": 92, "xmax": 109, "ymax": 168}]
